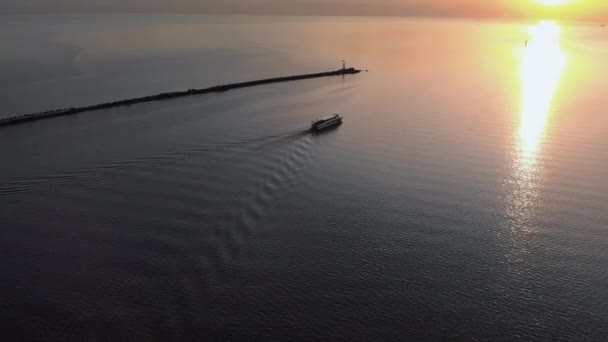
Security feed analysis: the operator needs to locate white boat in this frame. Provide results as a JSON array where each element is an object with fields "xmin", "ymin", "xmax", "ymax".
[{"xmin": 310, "ymin": 114, "xmax": 343, "ymax": 132}]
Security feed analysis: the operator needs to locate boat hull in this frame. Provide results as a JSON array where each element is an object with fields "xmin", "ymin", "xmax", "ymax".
[
  {"xmin": 310, "ymin": 114, "xmax": 343, "ymax": 132},
  {"xmin": 310, "ymin": 119, "xmax": 342, "ymax": 132}
]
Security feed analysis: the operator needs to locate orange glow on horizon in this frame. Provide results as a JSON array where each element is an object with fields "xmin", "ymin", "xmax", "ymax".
[
  {"xmin": 511, "ymin": 0, "xmax": 598, "ymax": 21},
  {"xmin": 535, "ymin": 0, "xmax": 575, "ymax": 6}
]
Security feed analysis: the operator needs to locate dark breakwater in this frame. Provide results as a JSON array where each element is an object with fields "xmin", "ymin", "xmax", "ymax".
[{"xmin": 0, "ymin": 68, "xmax": 361, "ymax": 127}]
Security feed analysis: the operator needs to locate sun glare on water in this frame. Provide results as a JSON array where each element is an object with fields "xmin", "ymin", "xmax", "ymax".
[
  {"xmin": 504, "ymin": 20, "xmax": 567, "ymax": 242},
  {"xmin": 519, "ymin": 20, "xmax": 566, "ymax": 158}
]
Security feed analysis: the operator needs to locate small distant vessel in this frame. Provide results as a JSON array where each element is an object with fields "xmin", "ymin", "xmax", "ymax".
[{"xmin": 310, "ymin": 114, "xmax": 343, "ymax": 132}]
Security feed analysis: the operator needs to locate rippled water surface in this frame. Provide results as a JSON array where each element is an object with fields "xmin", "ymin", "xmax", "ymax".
[{"xmin": 1, "ymin": 15, "xmax": 608, "ymax": 341}]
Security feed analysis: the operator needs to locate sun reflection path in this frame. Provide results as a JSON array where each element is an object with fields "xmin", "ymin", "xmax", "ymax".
[
  {"xmin": 519, "ymin": 21, "xmax": 566, "ymax": 162},
  {"xmin": 505, "ymin": 21, "xmax": 567, "ymax": 245}
]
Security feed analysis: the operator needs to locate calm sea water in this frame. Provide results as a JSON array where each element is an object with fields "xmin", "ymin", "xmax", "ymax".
[{"xmin": 1, "ymin": 14, "xmax": 608, "ymax": 341}]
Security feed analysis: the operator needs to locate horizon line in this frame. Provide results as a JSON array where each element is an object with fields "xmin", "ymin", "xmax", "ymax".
[{"xmin": 0, "ymin": 11, "xmax": 603, "ymax": 23}]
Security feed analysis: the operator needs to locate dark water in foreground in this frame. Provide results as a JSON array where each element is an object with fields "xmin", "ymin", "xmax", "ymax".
[{"xmin": 1, "ymin": 15, "xmax": 608, "ymax": 341}]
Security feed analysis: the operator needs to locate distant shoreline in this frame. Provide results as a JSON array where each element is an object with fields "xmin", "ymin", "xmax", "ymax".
[
  {"xmin": 0, "ymin": 67, "xmax": 361, "ymax": 127},
  {"xmin": 0, "ymin": 14, "xmax": 600, "ymax": 25}
]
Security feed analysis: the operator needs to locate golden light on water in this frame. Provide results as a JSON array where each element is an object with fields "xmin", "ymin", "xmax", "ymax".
[
  {"xmin": 518, "ymin": 21, "xmax": 566, "ymax": 162},
  {"xmin": 505, "ymin": 20, "xmax": 567, "ymax": 241}
]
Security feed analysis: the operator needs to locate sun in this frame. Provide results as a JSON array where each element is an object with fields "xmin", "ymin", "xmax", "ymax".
[{"xmin": 534, "ymin": 0, "xmax": 574, "ymax": 5}]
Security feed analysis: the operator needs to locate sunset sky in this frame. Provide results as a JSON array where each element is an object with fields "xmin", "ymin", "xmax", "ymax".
[{"xmin": 2, "ymin": 0, "xmax": 607, "ymax": 21}]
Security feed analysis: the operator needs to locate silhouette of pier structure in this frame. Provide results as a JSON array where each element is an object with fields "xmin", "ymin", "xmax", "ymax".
[{"xmin": 1, "ymin": 64, "xmax": 361, "ymax": 127}]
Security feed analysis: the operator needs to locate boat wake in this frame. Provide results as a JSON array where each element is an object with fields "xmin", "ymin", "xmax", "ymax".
[
  {"xmin": 3, "ymin": 127, "xmax": 319, "ymax": 339},
  {"xmin": 0, "ymin": 128, "xmax": 310, "ymax": 200},
  {"xmin": 199, "ymin": 133, "xmax": 316, "ymax": 278}
]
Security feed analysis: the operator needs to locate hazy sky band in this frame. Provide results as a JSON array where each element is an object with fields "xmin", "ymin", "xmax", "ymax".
[{"xmin": 2, "ymin": 0, "xmax": 607, "ymax": 20}]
